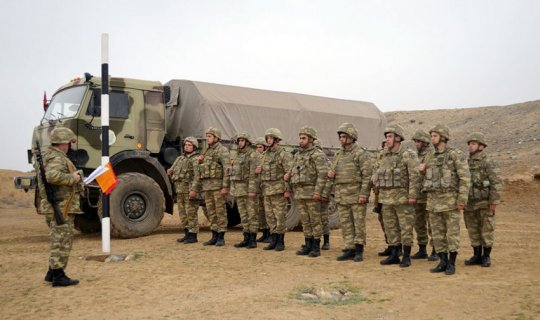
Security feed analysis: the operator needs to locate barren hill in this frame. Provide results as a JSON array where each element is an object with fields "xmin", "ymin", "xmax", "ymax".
[{"xmin": 385, "ymin": 100, "xmax": 540, "ymax": 180}]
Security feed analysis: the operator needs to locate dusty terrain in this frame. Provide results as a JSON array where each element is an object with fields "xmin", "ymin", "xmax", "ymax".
[{"xmin": 1, "ymin": 102, "xmax": 539, "ymax": 320}]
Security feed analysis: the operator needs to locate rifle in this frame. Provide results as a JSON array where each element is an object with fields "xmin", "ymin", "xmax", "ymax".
[{"xmin": 35, "ymin": 141, "xmax": 66, "ymax": 225}]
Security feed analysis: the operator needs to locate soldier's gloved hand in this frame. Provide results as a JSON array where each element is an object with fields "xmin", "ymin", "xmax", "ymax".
[
  {"xmin": 312, "ymin": 193, "xmax": 321, "ymax": 201},
  {"xmin": 189, "ymin": 191, "xmax": 198, "ymax": 199},
  {"xmin": 327, "ymin": 170, "xmax": 335, "ymax": 178},
  {"xmin": 284, "ymin": 191, "xmax": 291, "ymax": 199},
  {"xmin": 220, "ymin": 187, "xmax": 229, "ymax": 198}
]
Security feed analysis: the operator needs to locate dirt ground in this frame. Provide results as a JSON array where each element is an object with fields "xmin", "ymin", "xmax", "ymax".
[{"xmin": 1, "ymin": 177, "xmax": 539, "ymax": 320}]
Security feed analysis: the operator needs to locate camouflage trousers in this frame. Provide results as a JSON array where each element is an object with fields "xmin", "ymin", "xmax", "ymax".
[
  {"xmin": 337, "ymin": 203, "xmax": 367, "ymax": 249},
  {"xmin": 47, "ymin": 214, "xmax": 74, "ymax": 270},
  {"xmin": 429, "ymin": 209, "xmax": 461, "ymax": 253},
  {"xmin": 177, "ymin": 193, "xmax": 200, "ymax": 233},
  {"xmin": 320, "ymin": 200, "xmax": 330, "ymax": 235},
  {"xmin": 382, "ymin": 204, "xmax": 415, "ymax": 246},
  {"xmin": 413, "ymin": 202, "xmax": 433, "ymax": 246},
  {"xmin": 238, "ymin": 195, "xmax": 259, "ymax": 233},
  {"xmin": 263, "ymin": 194, "xmax": 288, "ymax": 234},
  {"xmin": 258, "ymin": 195, "xmax": 268, "ymax": 230},
  {"xmin": 463, "ymin": 208, "xmax": 495, "ymax": 247},
  {"xmin": 296, "ymin": 199, "xmax": 323, "ymax": 239},
  {"xmin": 203, "ymin": 190, "xmax": 228, "ymax": 232}
]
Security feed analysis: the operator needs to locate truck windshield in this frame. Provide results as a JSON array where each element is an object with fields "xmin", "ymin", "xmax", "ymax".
[{"xmin": 43, "ymin": 85, "xmax": 87, "ymax": 122}]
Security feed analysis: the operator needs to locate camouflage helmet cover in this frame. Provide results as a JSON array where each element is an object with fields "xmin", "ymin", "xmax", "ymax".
[
  {"xmin": 299, "ymin": 126, "xmax": 318, "ymax": 140},
  {"xmin": 265, "ymin": 128, "xmax": 283, "ymax": 140},
  {"xmin": 384, "ymin": 124, "xmax": 406, "ymax": 141},
  {"xmin": 254, "ymin": 137, "xmax": 267, "ymax": 146},
  {"xmin": 411, "ymin": 129, "xmax": 431, "ymax": 143},
  {"xmin": 429, "ymin": 124, "xmax": 450, "ymax": 140},
  {"xmin": 206, "ymin": 127, "xmax": 221, "ymax": 139},
  {"xmin": 467, "ymin": 132, "xmax": 487, "ymax": 146},
  {"xmin": 183, "ymin": 136, "xmax": 199, "ymax": 149},
  {"xmin": 337, "ymin": 122, "xmax": 358, "ymax": 140},
  {"xmin": 236, "ymin": 131, "xmax": 253, "ymax": 144},
  {"xmin": 50, "ymin": 127, "xmax": 76, "ymax": 144}
]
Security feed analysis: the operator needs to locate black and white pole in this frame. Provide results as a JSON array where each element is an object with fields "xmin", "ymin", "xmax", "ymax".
[{"xmin": 101, "ymin": 33, "xmax": 111, "ymax": 253}]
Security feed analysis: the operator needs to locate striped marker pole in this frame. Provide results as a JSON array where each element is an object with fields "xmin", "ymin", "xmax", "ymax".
[{"xmin": 101, "ymin": 33, "xmax": 111, "ymax": 254}]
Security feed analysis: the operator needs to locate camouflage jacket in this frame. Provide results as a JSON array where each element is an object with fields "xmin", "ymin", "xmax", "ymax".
[
  {"xmin": 259, "ymin": 145, "xmax": 292, "ymax": 196},
  {"xmin": 423, "ymin": 146, "xmax": 471, "ymax": 212},
  {"xmin": 288, "ymin": 146, "xmax": 329, "ymax": 200},
  {"xmin": 170, "ymin": 152, "xmax": 201, "ymax": 194},
  {"xmin": 230, "ymin": 146, "xmax": 257, "ymax": 197},
  {"xmin": 331, "ymin": 143, "xmax": 372, "ymax": 205},
  {"xmin": 199, "ymin": 142, "xmax": 230, "ymax": 191},
  {"xmin": 416, "ymin": 146, "xmax": 432, "ymax": 204},
  {"xmin": 37, "ymin": 146, "xmax": 82, "ymax": 215},
  {"xmin": 248, "ymin": 151, "xmax": 263, "ymax": 195},
  {"xmin": 466, "ymin": 151, "xmax": 503, "ymax": 210},
  {"xmin": 374, "ymin": 144, "xmax": 421, "ymax": 205}
]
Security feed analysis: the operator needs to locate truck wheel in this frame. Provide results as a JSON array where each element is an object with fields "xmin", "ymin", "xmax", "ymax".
[
  {"xmin": 285, "ymin": 199, "xmax": 300, "ymax": 231},
  {"xmin": 74, "ymin": 201, "xmax": 101, "ymax": 233},
  {"xmin": 99, "ymin": 172, "xmax": 164, "ymax": 238},
  {"xmin": 226, "ymin": 199, "xmax": 241, "ymax": 227}
]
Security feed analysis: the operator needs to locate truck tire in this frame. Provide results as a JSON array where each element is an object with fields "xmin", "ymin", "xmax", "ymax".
[
  {"xmin": 285, "ymin": 199, "xmax": 300, "ymax": 231},
  {"xmin": 74, "ymin": 201, "xmax": 102, "ymax": 233},
  {"xmin": 99, "ymin": 172, "xmax": 164, "ymax": 238},
  {"xmin": 226, "ymin": 199, "xmax": 241, "ymax": 227}
]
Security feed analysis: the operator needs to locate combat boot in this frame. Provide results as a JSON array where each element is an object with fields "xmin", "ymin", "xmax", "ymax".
[
  {"xmin": 52, "ymin": 269, "xmax": 79, "ymax": 287},
  {"xmin": 336, "ymin": 249, "xmax": 355, "ymax": 261},
  {"xmin": 380, "ymin": 246, "xmax": 400, "ymax": 265},
  {"xmin": 427, "ymin": 247, "xmax": 439, "ymax": 261},
  {"xmin": 183, "ymin": 232, "xmax": 198, "ymax": 244},
  {"xmin": 445, "ymin": 251, "xmax": 458, "ymax": 275},
  {"xmin": 274, "ymin": 234, "xmax": 285, "ymax": 251},
  {"xmin": 296, "ymin": 237, "xmax": 313, "ymax": 256},
  {"xmin": 400, "ymin": 245, "xmax": 412, "ymax": 268},
  {"xmin": 176, "ymin": 228, "xmax": 189, "ymax": 243},
  {"xmin": 412, "ymin": 244, "xmax": 428, "ymax": 259},
  {"xmin": 396, "ymin": 243, "xmax": 403, "ymax": 257},
  {"xmin": 234, "ymin": 232, "xmax": 249, "ymax": 248},
  {"xmin": 322, "ymin": 234, "xmax": 330, "ymax": 250},
  {"xmin": 215, "ymin": 232, "xmax": 225, "ymax": 247},
  {"xmin": 246, "ymin": 233, "xmax": 257, "ymax": 249},
  {"xmin": 308, "ymin": 238, "xmax": 321, "ymax": 258},
  {"xmin": 263, "ymin": 233, "xmax": 277, "ymax": 250},
  {"xmin": 378, "ymin": 245, "xmax": 392, "ymax": 256},
  {"xmin": 464, "ymin": 246, "xmax": 483, "ymax": 266},
  {"xmin": 353, "ymin": 244, "xmax": 364, "ymax": 262},
  {"xmin": 481, "ymin": 247, "xmax": 492, "ymax": 267},
  {"xmin": 430, "ymin": 253, "xmax": 448, "ymax": 273},
  {"xmin": 257, "ymin": 229, "xmax": 270, "ymax": 243},
  {"xmin": 203, "ymin": 230, "xmax": 218, "ymax": 246}
]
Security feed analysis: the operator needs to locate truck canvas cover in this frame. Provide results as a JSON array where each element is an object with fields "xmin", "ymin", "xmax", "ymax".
[{"xmin": 165, "ymin": 80, "xmax": 386, "ymax": 149}]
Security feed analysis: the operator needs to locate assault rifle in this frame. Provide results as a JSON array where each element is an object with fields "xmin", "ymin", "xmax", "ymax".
[{"xmin": 35, "ymin": 141, "xmax": 65, "ymax": 225}]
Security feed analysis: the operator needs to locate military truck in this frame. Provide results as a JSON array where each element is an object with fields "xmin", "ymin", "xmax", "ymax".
[{"xmin": 15, "ymin": 73, "xmax": 386, "ymax": 238}]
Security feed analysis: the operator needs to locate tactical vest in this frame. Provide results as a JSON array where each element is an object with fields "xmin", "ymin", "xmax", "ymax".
[
  {"xmin": 333, "ymin": 147, "xmax": 362, "ymax": 184},
  {"xmin": 468, "ymin": 156, "xmax": 490, "ymax": 201},
  {"xmin": 374, "ymin": 148, "xmax": 410, "ymax": 188},
  {"xmin": 261, "ymin": 148, "xmax": 286, "ymax": 182},
  {"xmin": 290, "ymin": 148, "xmax": 318, "ymax": 185},
  {"xmin": 230, "ymin": 148, "xmax": 253, "ymax": 181},
  {"xmin": 422, "ymin": 148, "xmax": 458, "ymax": 192},
  {"xmin": 199, "ymin": 145, "xmax": 224, "ymax": 179},
  {"xmin": 171, "ymin": 154, "xmax": 197, "ymax": 182}
]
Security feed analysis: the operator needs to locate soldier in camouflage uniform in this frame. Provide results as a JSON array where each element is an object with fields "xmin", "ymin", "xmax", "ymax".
[
  {"xmin": 167, "ymin": 137, "xmax": 201, "ymax": 244},
  {"xmin": 198, "ymin": 127, "xmax": 231, "ymax": 247},
  {"xmin": 230, "ymin": 132, "xmax": 259, "ymax": 249},
  {"xmin": 463, "ymin": 132, "xmax": 503, "ymax": 268},
  {"xmin": 256, "ymin": 128, "xmax": 292, "ymax": 251},
  {"xmin": 253, "ymin": 137, "xmax": 271, "ymax": 243},
  {"xmin": 329, "ymin": 123, "xmax": 372, "ymax": 262},
  {"xmin": 36, "ymin": 127, "xmax": 82, "ymax": 287},
  {"xmin": 375, "ymin": 125, "xmax": 420, "ymax": 268},
  {"xmin": 285, "ymin": 126, "xmax": 329, "ymax": 258},
  {"xmin": 315, "ymin": 139, "xmax": 332, "ymax": 250},
  {"xmin": 411, "ymin": 129, "xmax": 438, "ymax": 261},
  {"xmin": 421, "ymin": 124, "xmax": 471, "ymax": 275}
]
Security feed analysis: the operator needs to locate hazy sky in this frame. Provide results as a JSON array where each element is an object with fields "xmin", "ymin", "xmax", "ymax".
[{"xmin": 1, "ymin": 0, "xmax": 539, "ymax": 171}]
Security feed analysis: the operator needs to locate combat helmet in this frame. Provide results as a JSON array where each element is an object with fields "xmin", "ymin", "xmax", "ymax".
[
  {"xmin": 50, "ymin": 127, "xmax": 76, "ymax": 144},
  {"xmin": 467, "ymin": 132, "xmax": 487, "ymax": 147},
  {"xmin": 337, "ymin": 122, "xmax": 358, "ymax": 140},
  {"xmin": 236, "ymin": 131, "xmax": 253, "ymax": 144},
  {"xmin": 206, "ymin": 127, "xmax": 222, "ymax": 139},
  {"xmin": 265, "ymin": 128, "xmax": 284, "ymax": 140},
  {"xmin": 183, "ymin": 136, "xmax": 199, "ymax": 149},
  {"xmin": 411, "ymin": 129, "xmax": 430, "ymax": 144},
  {"xmin": 429, "ymin": 124, "xmax": 450, "ymax": 141},
  {"xmin": 299, "ymin": 126, "xmax": 318, "ymax": 140},
  {"xmin": 384, "ymin": 124, "xmax": 406, "ymax": 141},
  {"xmin": 254, "ymin": 137, "xmax": 267, "ymax": 146}
]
